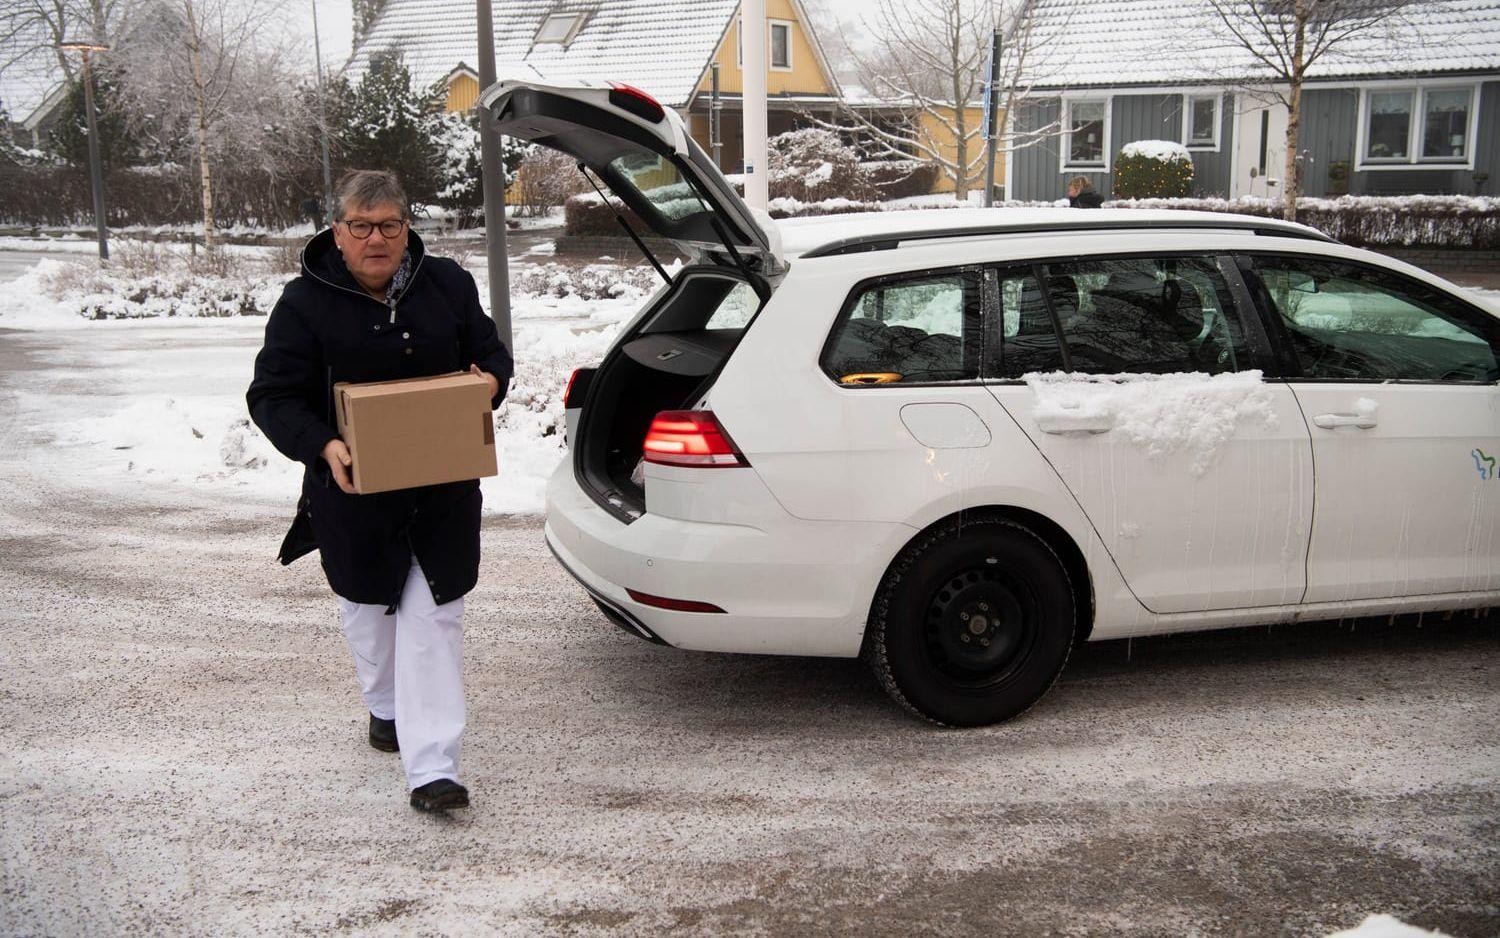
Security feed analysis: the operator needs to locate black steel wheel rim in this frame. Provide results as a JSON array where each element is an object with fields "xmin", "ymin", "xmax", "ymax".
[{"xmin": 920, "ymin": 563, "xmax": 1039, "ymax": 688}]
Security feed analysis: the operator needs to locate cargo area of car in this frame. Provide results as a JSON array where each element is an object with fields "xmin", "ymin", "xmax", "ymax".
[{"xmin": 573, "ymin": 267, "xmax": 764, "ymax": 520}]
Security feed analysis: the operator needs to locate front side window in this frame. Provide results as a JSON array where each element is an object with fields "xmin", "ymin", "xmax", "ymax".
[
  {"xmin": 1421, "ymin": 87, "xmax": 1470, "ymax": 160},
  {"xmin": 1248, "ymin": 255, "xmax": 1498, "ymax": 382},
  {"xmin": 1040, "ymin": 256, "xmax": 1251, "ymax": 375},
  {"xmin": 1187, "ymin": 95, "xmax": 1217, "ymax": 147},
  {"xmin": 823, "ymin": 273, "xmax": 980, "ymax": 385},
  {"xmin": 1366, "ymin": 90, "xmax": 1412, "ymax": 161},
  {"xmin": 1067, "ymin": 100, "xmax": 1107, "ymax": 166}
]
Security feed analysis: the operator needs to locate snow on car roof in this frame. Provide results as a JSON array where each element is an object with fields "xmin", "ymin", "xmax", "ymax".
[{"xmin": 776, "ymin": 208, "xmax": 1329, "ymax": 258}]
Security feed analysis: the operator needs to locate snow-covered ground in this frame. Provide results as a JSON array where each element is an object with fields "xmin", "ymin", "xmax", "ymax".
[{"xmin": 1, "ymin": 256, "xmax": 641, "ymax": 517}]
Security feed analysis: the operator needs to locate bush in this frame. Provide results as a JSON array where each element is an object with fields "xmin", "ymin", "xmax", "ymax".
[
  {"xmin": 767, "ymin": 128, "xmax": 876, "ymax": 202},
  {"xmin": 863, "ymin": 160, "xmax": 942, "ymax": 200},
  {"xmin": 1113, "ymin": 140, "xmax": 1194, "ymax": 199},
  {"xmin": 1108, "ymin": 195, "xmax": 1500, "ymax": 249},
  {"xmin": 514, "ymin": 147, "xmax": 591, "ymax": 218},
  {"xmin": 510, "ymin": 261, "xmax": 661, "ymax": 299},
  {"xmin": 563, "ymin": 192, "xmax": 653, "ymax": 236}
]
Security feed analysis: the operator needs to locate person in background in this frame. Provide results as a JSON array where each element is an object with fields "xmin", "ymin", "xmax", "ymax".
[
  {"xmin": 1067, "ymin": 175, "xmax": 1104, "ymax": 208},
  {"xmin": 246, "ymin": 169, "xmax": 512, "ymax": 814}
]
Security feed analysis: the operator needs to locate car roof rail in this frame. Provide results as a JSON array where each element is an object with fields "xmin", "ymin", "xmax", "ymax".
[{"xmin": 800, "ymin": 217, "xmax": 1336, "ymax": 258}]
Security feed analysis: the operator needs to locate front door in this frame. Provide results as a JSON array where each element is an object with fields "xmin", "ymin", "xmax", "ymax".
[
  {"xmin": 1231, "ymin": 95, "xmax": 1288, "ymax": 199},
  {"xmin": 1240, "ymin": 253, "xmax": 1500, "ymax": 603},
  {"xmin": 982, "ymin": 253, "xmax": 1314, "ymax": 614}
]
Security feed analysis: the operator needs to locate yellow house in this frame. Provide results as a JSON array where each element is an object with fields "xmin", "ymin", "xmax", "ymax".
[{"xmin": 345, "ymin": 0, "xmax": 999, "ymax": 197}]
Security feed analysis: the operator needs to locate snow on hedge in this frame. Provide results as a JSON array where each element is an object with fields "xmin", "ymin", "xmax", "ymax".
[
  {"xmin": 1025, "ymin": 370, "xmax": 1278, "ymax": 475},
  {"xmin": 1119, "ymin": 139, "xmax": 1192, "ymax": 163},
  {"xmin": 1324, "ymin": 914, "xmax": 1450, "ymax": 938}
]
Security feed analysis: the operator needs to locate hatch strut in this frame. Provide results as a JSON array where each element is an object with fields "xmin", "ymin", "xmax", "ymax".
[{"xmin": 578, "ymin": 164, "xmax": 673, "ymax": 286}]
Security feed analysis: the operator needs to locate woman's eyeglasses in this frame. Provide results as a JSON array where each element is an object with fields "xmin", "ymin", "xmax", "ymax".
[{"xmin": 341, "ymin": 219, "xmax": 407, "ymax": 239}]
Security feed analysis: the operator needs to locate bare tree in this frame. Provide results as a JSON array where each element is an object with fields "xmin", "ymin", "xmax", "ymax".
[
  {"xmin": 811, "ymin": 0, "xmax": 1067, "ymax": 200},
  {"xmin": 112, "ymin": 0, "xmax": 292, "ymax": 249},
  {"xmin": 0, "ymin": 0, "xmax": 142, "ymax": 82},
  {"xmin": 1199, "ymin": 0, "xmax": 1414, "ymax": 220},
  {"xmin": 828, "ymin": 0, "xmax": 996, "ymax": 199}
]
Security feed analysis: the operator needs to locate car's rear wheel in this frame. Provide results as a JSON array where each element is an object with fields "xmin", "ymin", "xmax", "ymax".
[{"xmin": 865, "ymin": 517, "xmax": 1076, "ymax": 726}]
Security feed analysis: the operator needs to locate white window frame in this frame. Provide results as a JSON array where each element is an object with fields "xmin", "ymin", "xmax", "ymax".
[
  {"xmin": 1354, "ymin": 80, "xmax": 1480, "ymax": 171},
  {"xmin": 533, "ymin": 12, "xmax": 584, "ymax": 46},
  {"xmin": 769, "ymin": 19, "xmax": 793, "ymax": 71},
  {"xmin": 1060, "ymin": 96, "xmax": 1112, "ymax": 172},
  {"xmin": 737, "ymin": 18, "xmax": 795, "ymax": 72},
  {"xmin": 1182, "ymin": 93, "xmax": 1222, "ymax": 151}
]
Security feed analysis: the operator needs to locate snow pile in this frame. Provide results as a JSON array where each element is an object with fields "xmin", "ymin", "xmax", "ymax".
[
  {"xmin": 1119, "ymin": 139, "xmax": 1192, "ymax": 164},
  {"xmin": 1025, "ymin": 370, "xmax": 1278, "ymax": 475},
  {"xmin": 21, "ymin": 252, "xmax": 290, "ymax": 321},
  {"xmin": 1324, "ymin": 914, "xmax": 1449, "ymax": 937},
  {"xmin": 509, "ymin": 262, "xmax": 662, "ymax": 301}
]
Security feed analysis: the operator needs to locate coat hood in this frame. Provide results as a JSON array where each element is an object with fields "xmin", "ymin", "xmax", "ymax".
[{"xmin": 300, "ymin": 226, "xmax": 429, "ymax": 298}]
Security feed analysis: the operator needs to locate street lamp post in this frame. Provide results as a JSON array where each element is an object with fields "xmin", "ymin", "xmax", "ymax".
[
  {"xmin": 310, "ymin": 0, "xmax": 334, "ymax": 225},
  {"xmin": 58, "ymin": 41, "xmax": 111, "ymax": 262}
]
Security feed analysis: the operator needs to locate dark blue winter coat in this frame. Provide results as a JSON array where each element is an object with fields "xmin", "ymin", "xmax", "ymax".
[{"xmin": 246, "ymin": 229, "xmax": 513, "ymax": 608}]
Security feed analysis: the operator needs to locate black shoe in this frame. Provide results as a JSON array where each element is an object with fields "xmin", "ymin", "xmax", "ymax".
[
  {"xmin": 368, "ymin": 714, "xmax": 399, "ymax": 752},
  {"xmin": 410, "ymin": 779, "xmax": 469, "ymax": 812}
]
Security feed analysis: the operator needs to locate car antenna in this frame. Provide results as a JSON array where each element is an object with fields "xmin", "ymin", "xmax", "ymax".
[{"xmin": 577, "ymin": 164, "xmax": 673, "ymax": 286}]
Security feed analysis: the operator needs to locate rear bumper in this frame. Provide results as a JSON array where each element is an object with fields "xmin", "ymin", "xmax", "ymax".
[{"xmin": 543, "ymin": 461, "xmax": 913, "ymax": 657}]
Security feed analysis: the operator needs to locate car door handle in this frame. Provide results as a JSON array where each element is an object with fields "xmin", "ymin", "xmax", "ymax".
[
  {"xmin": 1036, "ymin": 413, "xmax": 1114, "ymax": 435},
  {"xmin": 1312, "ymin": 412, "xmax": 1377, "ymax": 430}
]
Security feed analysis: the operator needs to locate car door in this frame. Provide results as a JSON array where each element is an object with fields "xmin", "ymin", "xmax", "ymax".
[
  {"xmin": 980, "ymin": 253, "xmax": 1314, "ymax": 614},
  {"xmin": 1238, "ymin": 252, "xmax": 1500, "ymax": 603}
]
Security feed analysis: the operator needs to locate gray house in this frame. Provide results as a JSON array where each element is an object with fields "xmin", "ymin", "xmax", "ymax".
[{"xmin": 1007, "ymin": 0, "xmax": 1500, "ymax": 201}]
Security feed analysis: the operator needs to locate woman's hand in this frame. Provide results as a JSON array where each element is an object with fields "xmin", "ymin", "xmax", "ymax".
[
  {"xmin": 469, "ymin": 363, "xmax": 500, "ymax": 400},
  {"xmin": 322, "ymin": 438, "xmax": 356, "ymax": 494}
]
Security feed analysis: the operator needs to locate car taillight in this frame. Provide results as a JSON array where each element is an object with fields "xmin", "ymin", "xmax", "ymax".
[
  {"xmin": 608, "ymin": 81, "xmax": 665, "ymax": 124},
  {"xmin": 564, "ymin": 367, "xmax": 594, "ymax": 409},
  {"xmin": 642, "ymin": 410, "xmax": 749, "ymax": 468}
]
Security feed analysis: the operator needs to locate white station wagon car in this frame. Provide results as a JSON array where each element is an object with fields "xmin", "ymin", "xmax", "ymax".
[{"xmin": 485, "ymin": 78, "xmax": 1500, "ymax": 726}]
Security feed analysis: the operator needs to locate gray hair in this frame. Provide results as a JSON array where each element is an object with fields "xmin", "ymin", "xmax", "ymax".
[{"xmin": 333, "ymin": 170, "xmax": 409, "ymax": 221}]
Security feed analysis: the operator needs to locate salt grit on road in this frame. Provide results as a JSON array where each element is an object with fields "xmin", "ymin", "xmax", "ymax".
[{"xmin": 0, "ymin": 275, "xmax": 1497, "ymax": 935}]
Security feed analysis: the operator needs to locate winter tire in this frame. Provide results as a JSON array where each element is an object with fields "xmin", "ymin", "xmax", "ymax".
[{"xmin": 865, "ymin": 517, "xmax": 1077, "ymax": 727}]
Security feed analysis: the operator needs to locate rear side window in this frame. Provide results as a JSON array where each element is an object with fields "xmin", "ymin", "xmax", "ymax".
[
  {"xmin": 1042, "ymin": 256, "xmax": 1252, "ymax": 375},
  {"xmin": 823, "ymin": 272, "xmax": 981, "ymax": 385},
  {"xmin": 1247, "ymin": 255, "xmax": 1499, "ymax": 382}
]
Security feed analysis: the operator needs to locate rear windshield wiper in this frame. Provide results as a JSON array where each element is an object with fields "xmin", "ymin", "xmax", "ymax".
[{"xmin": 578, "ymin": 164, "xmax": 673, "ymax": 286}]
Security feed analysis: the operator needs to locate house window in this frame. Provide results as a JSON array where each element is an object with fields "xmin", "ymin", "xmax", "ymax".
[
  {"xmin": 1421, "ymin": 87, "xmax": 1471, "ymax": 160},
  {"xmin": 1185, "ymin": 94, "xmax": 1218, "ymax": 148},
  {"xmin": 1065, "ymin": 99, "xmax": 1107, "ymax": 167},
  {"xmin": 771, "ymin": 21, "xmax": 791, "ymax": 69},
  {"xmin": 1361, "ymin": 84, "xmax": 1475, "ymax": 167},
  {"xmin": 535, "ymin": 13, "xmax": 582, "ymax": 45},
  {"xmin": 738, "ymin": 19, "xmax": 794, "ymax": 70},
  {"xmin": 1365, "ymin": 90, "xmax": 1412, "ymax": 161}
]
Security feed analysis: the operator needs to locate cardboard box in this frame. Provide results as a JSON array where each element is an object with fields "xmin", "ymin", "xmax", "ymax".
[{"xmin": 334, "ymin": 372, "xmax": 497, "ymax": 494}]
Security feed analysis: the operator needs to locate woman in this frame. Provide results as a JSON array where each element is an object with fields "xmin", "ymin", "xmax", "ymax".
[{"xmin": 246, "ymin": 170, "xmax": 512, "ymax": 813}]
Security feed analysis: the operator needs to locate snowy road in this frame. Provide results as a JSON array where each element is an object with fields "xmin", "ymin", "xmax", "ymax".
[{"xmin": 1, "ymin": 323, "xmax": 1498, "ymax": 934}]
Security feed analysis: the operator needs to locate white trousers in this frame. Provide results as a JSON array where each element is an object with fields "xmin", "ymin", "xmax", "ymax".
[{"xmin": 337, "ymin": 556, "xmax": 465, "ymax": 789}]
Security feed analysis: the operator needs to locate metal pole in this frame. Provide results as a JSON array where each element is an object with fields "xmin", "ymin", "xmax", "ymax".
[
  {"xmin": 310, "ymin": 0, "xmax": 333, "ymax": 225},
  {"xmin": 741, "ymin": 0, "xmax": 768, "ymax": 210},
  {"xmin": 80, "ymin": 50, "xmax": 109, "ymax": 261},
  {"xmin": 983, "ymin": 28, "xmax": 1002, "ymax": 208},
  {"xmin": 475, "ymin": 0, "xmax": 511, "ymax": 349},
  {"xmin": 710, "ymin": 63, "xmax": 722, "ymax": 170}
]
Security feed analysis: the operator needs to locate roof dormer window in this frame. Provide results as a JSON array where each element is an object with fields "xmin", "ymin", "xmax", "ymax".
[{"xmin": 535, "ymin": 13, "xmax": 583, "ymax": 46}]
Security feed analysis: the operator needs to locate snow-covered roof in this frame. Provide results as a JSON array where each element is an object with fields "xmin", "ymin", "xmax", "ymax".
[
  {"xmin": 1025, "ymin": 0, "xmax": 1500, "ymax": 89},
  {"xmin": 346, "ymin": 0, "xmax": 743, "ymax": 108},
  {"xmin": 776, "ymin": 207, "xmax": 1328, "ymax": 257}
]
